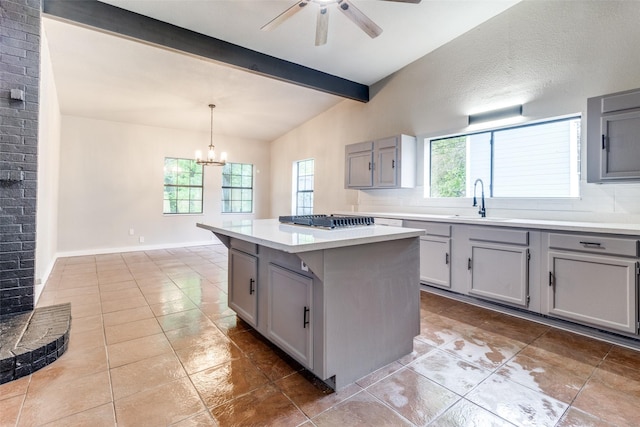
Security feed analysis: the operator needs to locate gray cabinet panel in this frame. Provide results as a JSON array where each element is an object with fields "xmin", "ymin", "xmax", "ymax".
[
  {"xmin": 548, "ymin": 251, "xmax": 637, "ymax": 334},
  {"xmin": 587, "ymin": 87, "xmax": 640, "ymax": 183},
  {"xmin": 419, "ymin": 237, "xmax": 451, "ymax": 288},
  {"xmin": 267, "ymin": 264, "xmax": 313, "ymax": 369},
  {"xmin": 469, "ymin": 243, "xmax": 529, "ymax": 307},
  {"xmin": 228, "ymin": 249, "xmax": 258, "ymax": 327},
  {"xmin": 376, "ymin": 140, "xmax": 397, "ymax": 187},
  {"xmin": 601, "ymin": 111, "xmax": 640, "ymax": 179},
  {"xmin": 345, "ymin": 142, "xmax": 374, "ymax": 188}
]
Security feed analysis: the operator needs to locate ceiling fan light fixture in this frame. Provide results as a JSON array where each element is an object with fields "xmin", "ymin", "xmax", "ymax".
[{"xmin": 262, "ymin": 0, "xmax": 421, "ymax": 45}]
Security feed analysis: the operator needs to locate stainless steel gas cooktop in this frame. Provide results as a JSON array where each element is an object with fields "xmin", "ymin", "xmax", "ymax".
[{"xmin": 278, "ymin": 214, "xmax": 375, "ymax": 229}]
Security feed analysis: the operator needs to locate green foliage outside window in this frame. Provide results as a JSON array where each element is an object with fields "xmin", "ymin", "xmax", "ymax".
[
  {"xmin": 430, "ymin": 137, "xmax": 467, "ymax": 197},
  {"xmin": 222, "ymin": 163, "xmax": 253, "ymax": 213},
  {"xmin": 163, "ymin": 158, "xmax": 203, "ymax": 214}
]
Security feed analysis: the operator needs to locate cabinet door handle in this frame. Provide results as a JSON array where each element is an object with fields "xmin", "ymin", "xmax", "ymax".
[
  {"xmin": 445, "ymin": 253, "xmax": 449, "ymax": 265},
  {"xmin": 303, "ymin": 306, "xmax": 310, "ymax": 328},
  {"xmin": 368, "ymin": 162, "xmax": 372, "ymax": 171},
  {"xmin": 549, "ymin": 271, "xmax": 553, "ymax": 287},
  {"xmin": 467, "ymin": 258, "xmax": 472, "ymax": 270},
  {"xmin": 602, "ymin": 134, "xmax": 606, "ymax": 150},
  {"xmin": 392, "ymin": 159, "xmax": 395, "ymax": 169},
  {"xmin": 249, "ymin": 278, "xmax": 255, "ymax": 295},
  {"xmin": 579, "ymin": 241, "xmax": 602, "ymax": 248}
]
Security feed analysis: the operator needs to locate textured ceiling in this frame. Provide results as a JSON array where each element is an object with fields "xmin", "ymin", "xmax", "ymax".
[{"xmin": 43, "ymin": 0, "xmax": 520, "ymax": 141}]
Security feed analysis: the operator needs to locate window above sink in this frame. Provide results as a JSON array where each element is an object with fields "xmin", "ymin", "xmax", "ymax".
[{"xmin": 425, "ymin": 116, "xmax": 581, "ymax": 199}]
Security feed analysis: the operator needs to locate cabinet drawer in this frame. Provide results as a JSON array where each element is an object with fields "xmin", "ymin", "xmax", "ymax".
[
  {"xmin": 469, "ymin": 227, "xmax": 528, "ymax": 245},
  {"xmin": 548, "ymin": 233, "xmax": 639, "ymax": 257},
  {"xmin": 403, "ymin": 220, "xmax": 451, "ymax": 237},
  {"xmin": 375, "ymin": 217, "xmax": 403, "ymax": 227}
]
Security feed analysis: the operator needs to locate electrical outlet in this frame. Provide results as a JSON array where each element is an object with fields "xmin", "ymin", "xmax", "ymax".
[
  {"xmin": 301, "ymin": 261, "xmax": 308, "ymax": 272},
  {"xmin": 139, "ymin": 236, "xmax": 145, "ymax": 243},
  {"xmin": 129, "ymin": 228, "xmax": 134, "ymax": 236}
]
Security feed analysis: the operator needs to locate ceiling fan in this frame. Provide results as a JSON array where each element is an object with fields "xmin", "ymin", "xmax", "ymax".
[{"xmin": 261, "ymin": 0, "xmax": 422, "ymax": 46}]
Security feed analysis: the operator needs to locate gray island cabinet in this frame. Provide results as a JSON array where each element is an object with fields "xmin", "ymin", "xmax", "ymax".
[{"xmin": 197, "ymin": 219, "xmax": 424, "ymax": 390}]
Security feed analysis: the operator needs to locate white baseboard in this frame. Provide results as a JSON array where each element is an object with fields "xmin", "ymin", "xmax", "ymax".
[{"xmin": 55, "ymin": 239, "xmax": 224, "ymax": 259}]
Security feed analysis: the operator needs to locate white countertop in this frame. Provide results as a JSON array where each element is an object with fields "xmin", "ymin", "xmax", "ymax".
[
  {"xmin": 197, "ymin": 218, "xmax": 425, "ymax": 253},
  {"xmin": 355, "ymin": 211, "xmax": 640, "ymax": 236}
]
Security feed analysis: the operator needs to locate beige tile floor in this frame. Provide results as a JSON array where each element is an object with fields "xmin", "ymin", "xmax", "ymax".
[{"xmin": 1, "ymin": 244, "xmax": 639, "ymax": 426}]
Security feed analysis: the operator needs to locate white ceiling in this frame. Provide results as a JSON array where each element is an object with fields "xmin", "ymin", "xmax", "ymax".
[{"xmin": 43, "ymin": 0, "xmax": 519, "ymax": 141}]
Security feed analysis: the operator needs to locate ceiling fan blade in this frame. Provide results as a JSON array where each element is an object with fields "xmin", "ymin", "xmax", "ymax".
[
  {"xmin": 379, "ymin": 0, "xmax": 421, "ymax": 3},
  {"xmin": 338, "ymin": 0, "xmax": 383, "ymax": 38},
  {"xmin": 315, "ymin": 7, "xmax": 329, "ymax": 46},
  {"xmin": 261, "ymin": 1, "xmax": 309, "ymax": 31}
]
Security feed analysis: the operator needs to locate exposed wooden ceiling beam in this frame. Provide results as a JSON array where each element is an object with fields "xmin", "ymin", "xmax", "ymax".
[{"xmin": 42, "ymin": 0, "xmax": 369, "ymax": 102}]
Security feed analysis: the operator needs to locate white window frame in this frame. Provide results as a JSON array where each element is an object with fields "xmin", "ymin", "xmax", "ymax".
[{"xmin": 426, "ymin": 116, "xmax": 581, "ymax": 199}]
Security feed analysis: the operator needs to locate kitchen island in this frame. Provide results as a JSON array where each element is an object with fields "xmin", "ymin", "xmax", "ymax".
[{"xmin": 197, "ymin": 218, "xmax": 424, "ymax": 390}]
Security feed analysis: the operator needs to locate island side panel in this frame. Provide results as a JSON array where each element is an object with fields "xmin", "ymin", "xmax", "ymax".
[{"xmin": 322, "ymin": 236, "xmax": 420, "ymax": 389}]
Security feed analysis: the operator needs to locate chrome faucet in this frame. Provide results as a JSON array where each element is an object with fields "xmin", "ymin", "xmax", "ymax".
[{"xmin": 473, "ymin": 178, "xmax": 486, "ymax": 217}]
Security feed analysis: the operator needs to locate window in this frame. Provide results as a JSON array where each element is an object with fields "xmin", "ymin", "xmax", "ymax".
[
  {"xmin": 222, "ymin": 163, "xmax": 253, "ymax": 213},
  {"xmin": 428, "ymin": 117, "xmax": 581, "ymax": 198},
  {"xmin": 163, "ymin": 158, "xmax": 203, "ymax": 214},
  {"xmin": 295, "ymin": 159, "xmax": 314, "ymax": 215}
]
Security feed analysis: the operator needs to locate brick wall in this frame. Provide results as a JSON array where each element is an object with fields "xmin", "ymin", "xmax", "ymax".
[{"xmin": 0, "ymin": 0, "xmax": 40, "ymax": 315}]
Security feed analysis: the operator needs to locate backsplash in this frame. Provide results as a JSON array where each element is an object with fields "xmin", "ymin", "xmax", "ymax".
[{"xmin": 354, "ymin": 182, "xmax": 640, "ymax": 224}]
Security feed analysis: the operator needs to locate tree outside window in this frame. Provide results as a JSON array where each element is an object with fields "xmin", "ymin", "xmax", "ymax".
[
  {"xmin": 163, "ymin": 158, "xmax": 203, "ymax": 214},
  {"xmin": 222, "ymin": 163, "xmax": 253, "ymax": 213}
]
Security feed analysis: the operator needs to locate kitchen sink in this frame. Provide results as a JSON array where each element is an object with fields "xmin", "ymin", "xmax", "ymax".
[{"xmin": 446, "ymin": 215, "xmax": 511, "ymax": 222}]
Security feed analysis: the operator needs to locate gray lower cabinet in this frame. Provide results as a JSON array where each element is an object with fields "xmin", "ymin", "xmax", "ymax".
[
  {"xmin": 545, "ymin": 232, "xmax": 639, "ymax": 334},
  {"xmin": 467, "ymin": 227, "xmax": 530, "ymax": 308},
  {"xmin": 222, "ymin": 236, "xmax": 419, "ymax": 390},
  {"xmin": 404, "ymin": 220, "xmax": 452, "ymax": 289},
  {"xmin": 266, "ymin": 264, "xmax": 313, "ymax": 369},
  {"xmin": 228, "ymin": 248, "xmax": 258, "ymax": 327},
  {"xmin": 420, "ymin": 237, "xmax": 451, "ymax": 288}
]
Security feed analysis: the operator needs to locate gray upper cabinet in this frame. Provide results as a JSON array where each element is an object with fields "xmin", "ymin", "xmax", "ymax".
[
  {"xmin": 587, "ymin": 87, "xmax": 640, "ymax": 182},
  {"xmin": 345, "ymin": 141, "xmax": 374, "ymax": 188},
  {"xmin": 345, "ymin": 135, "xmax": 416, "ymax": 189}
]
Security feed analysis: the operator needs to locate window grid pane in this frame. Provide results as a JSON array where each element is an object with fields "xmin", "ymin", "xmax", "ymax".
[
  {"xmin": 163, "ymin": 158, "xmax": 204, "ymax": 214},
  {"xmin": 295, "ymin": 159, "xmax": 314, "ymax": 215},
  {"xmin": 222, "ymin": 162, "xmax": 254, "ymax": 213},
  {"xmin": 429, "ymin": 117, "xmax": 581, "ymax": 198}
]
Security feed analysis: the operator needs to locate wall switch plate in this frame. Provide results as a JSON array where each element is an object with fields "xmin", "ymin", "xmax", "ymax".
[
  {"xmin": 301, "ymin": 261, "xmax": 308, "ymax": 272},
  {"xmin": 139, "ymin": 236, "xmax": 145, "ymax": 243},
  {"xmin": 129, "ymin": 228, "xmax": 134, "ymax": 235}
]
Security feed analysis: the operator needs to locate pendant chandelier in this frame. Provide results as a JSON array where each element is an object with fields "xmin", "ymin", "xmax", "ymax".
[{"xmin": 195, "ymin": 104, "xmax": 227, "ymax": 166}]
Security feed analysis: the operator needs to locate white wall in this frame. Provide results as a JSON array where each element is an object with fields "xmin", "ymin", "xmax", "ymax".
[
  {"xmin": 36, "ymin": 28, "xmax": 61, "ymax": 300},
  {"xmin": 57, "ymin": 116, "xmax": 270, "ymax": 255},
  {"xmin": 270, "ymin": 0, "xmax": 640, "ymax": 223}
]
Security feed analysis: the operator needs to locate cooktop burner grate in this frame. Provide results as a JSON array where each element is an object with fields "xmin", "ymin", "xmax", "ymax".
[{"xmin": 278, "ymin": 214, "xmax": 375, "ymax": 229}]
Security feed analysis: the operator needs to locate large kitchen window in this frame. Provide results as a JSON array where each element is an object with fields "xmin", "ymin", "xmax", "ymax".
[
  {"xmin": 163, "ymin": 158, "xmax": 204, "ymax": 214},
  {"xmin": 222, "ymin": 162, "xmax": 253, "ymax": 213},
  {"xmin": 427, "ymin": 116, "xmax": 581, "ymax": 198},
  {"xmin": 295, "ymin": 159, "xmax": 314, "ymax": 215}
]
